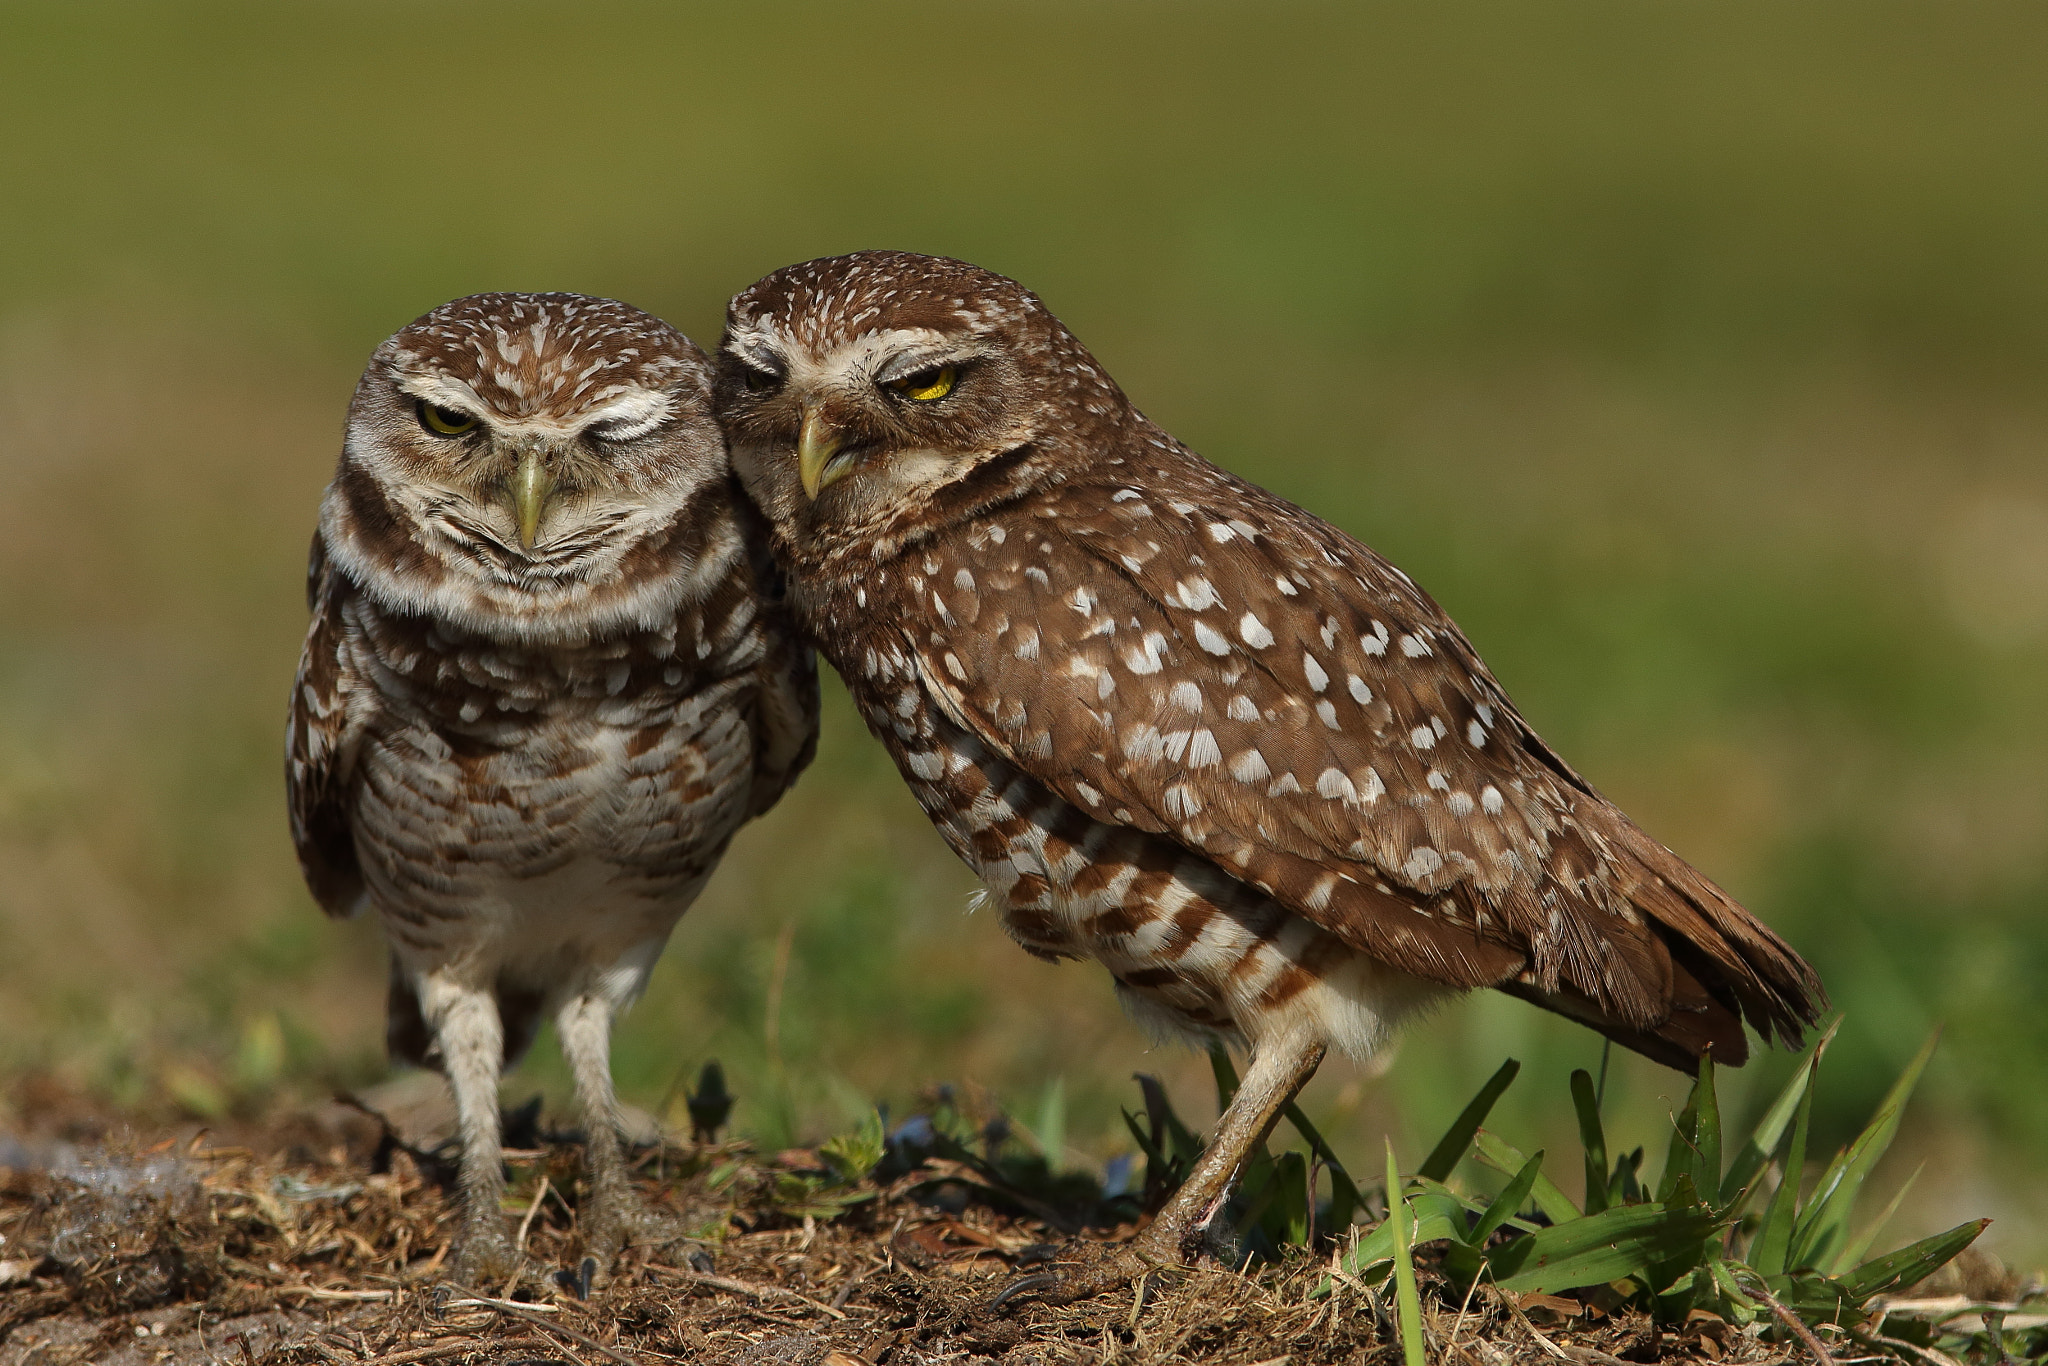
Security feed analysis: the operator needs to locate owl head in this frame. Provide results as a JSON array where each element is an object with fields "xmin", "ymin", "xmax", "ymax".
[
  {"xmin": 716, "ymin": 252, "xmax": 1135, "ymax": 553},
  {"xmin": 322, "ymin": 292, "xmax": 730, "ymax": 638}
]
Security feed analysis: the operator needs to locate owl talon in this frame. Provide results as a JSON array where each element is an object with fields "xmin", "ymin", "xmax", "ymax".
[
  {"xmin": 984, "ymin": 1240, "xmax": 1172, "ymax": 1311},
  {"xmin": 579, "ymin": 1183, "xmax": 692, "ymax": 1280}
]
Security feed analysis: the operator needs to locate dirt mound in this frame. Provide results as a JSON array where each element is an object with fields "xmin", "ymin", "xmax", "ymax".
[{"xmin": 0, "ymin": 1081, "xmax": 1781, "ymax": 1366}]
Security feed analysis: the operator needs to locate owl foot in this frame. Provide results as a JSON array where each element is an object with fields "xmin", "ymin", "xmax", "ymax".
[
  {"xmin": 448, "ymin": 1223, "xmax": 524, "ymax": 1289},
  {"xmin": 986, "ymin": 1229, "xmax": 1185, "ymax": 1310},
  {"xmin": 575, "ymin": 1187, "xmax": 693, "ymax": 1288}
]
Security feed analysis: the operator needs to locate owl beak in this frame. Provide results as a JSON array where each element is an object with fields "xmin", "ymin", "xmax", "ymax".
[
  {"xmin": 797, "ymin": 406, "xmax": 851, "ymax": 500},
  {"xmin": 509, "ymin": 448, "xmax": 555, "ymax": 549}
]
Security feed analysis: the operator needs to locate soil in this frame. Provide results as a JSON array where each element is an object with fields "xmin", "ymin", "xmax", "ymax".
[{"xmin": 0, "ymin": 1076, "xmax": 1822, "ymax": 1366}]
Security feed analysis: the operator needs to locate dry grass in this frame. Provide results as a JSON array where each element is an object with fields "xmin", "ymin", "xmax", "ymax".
[{"xmin": 0, "ymin": 1080, "xmax": 1800, "ymax": 1366}]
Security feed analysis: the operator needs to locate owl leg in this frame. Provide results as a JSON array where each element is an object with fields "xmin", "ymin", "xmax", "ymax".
[
  {"xmin": 1000, "ymin": 1032, "xmax": 1327, "ymax": 1307},
  {"xmin": 556, "ymin": 989, "xmax": 666, "ymax": 1277},
  {"xmin": 1134, "ymin": 1032, "xmax": 1328, "ymax": 1265},
  {"xmin": 420, "ymin": 977, "xmax": 520, "ymax": 1285}
]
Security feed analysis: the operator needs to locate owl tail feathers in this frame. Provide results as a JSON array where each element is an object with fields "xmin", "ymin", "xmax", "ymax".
[
  {"xmin": 1520, "ymin": 818, "xmax": 1829, "ymax": 1076},
  {"xmin": 1499, "ymin": 955, "xmax": 1753, "ymax": 1075}
]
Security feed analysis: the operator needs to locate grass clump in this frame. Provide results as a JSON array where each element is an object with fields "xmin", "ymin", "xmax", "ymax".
[{"xmin": 1311, "ymin": 1025, "xmax": 2018, "ymax": 1360}]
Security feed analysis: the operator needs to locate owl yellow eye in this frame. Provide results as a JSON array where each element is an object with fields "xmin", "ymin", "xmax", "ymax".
[
  {"xmin": 889, "ymin": 365, "xmax": 957, "ymax": 403},
  {"xmin": 419, "ymin": 402, "xmax": 478, "ymax": 436}
]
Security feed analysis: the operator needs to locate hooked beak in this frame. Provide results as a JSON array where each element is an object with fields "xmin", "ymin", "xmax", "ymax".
[
  {"xmin": 507, "ymin": 448, "xmax": 556, "ymax": 550},
  {"xmin": 797, "ymin": 405, "xmax": 853, "ymax": 501}
]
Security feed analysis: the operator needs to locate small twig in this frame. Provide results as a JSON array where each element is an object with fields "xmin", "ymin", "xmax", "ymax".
[
  {"xmin": 1744, "ymin": 1280, "xmax": 1839, "ymax": 1366},
  {"xmin": 356, "ymin": 1345, "xmax": 472, "ymax": 1366},
  {"xmin": 457, "ymin": 1293, "xmax": 641, "ymax": 1365},
  {"xmin": 278, "ymin": 1286, "xmax": 397, "ymax": 1302},
  {"xmin": 1500, "ymin": 1291, "xmax": 1572, "ymax": 1361},
  {"xmin": 883, "ymin": 1214, "xmax": 907, "ymax": 1273},
  {"xmin": 446, "ymin": 1296, "xmax": 558, "ymax": 1313},
  {"xmin": 1443, "ymin": 1269, "xmax": 1488, "ymax": 1359},
  {"xmin": 827, "ymin": 1268, "xmax": 866, "ymax": 1311},
  {"xmin": 1564, "ymin": 1349, "xmax": 1631, "ymax": 1366},
  {"xmin": 1850, "ymin": 1327, "xmax": 1968, "ymax": 1366},
  {"xmin": 643, "ymin": 1262, "xmax": 847, "ymax": 1319},
  {"xmin": 515, "ymin": 1174, "xmax": 552, "ymax": 1252}
]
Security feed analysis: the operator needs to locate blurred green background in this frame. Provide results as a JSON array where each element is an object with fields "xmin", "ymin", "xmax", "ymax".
[{"xmin": 2, "ymin": 1, "xmax": 2044, "ymax": 1264}]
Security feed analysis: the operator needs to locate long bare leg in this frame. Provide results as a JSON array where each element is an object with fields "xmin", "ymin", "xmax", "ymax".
[
  {"xmin": 1011, "ymin": 1033, "xmax": 1327, "ymax": 1306},
  {"xmin": 421, "ymin": 977, "xmax": 519, "ymax": 1283},
  {"xmin": 1134, "ymin": 1034, "xmax": 1327, "ymax": 1265}
]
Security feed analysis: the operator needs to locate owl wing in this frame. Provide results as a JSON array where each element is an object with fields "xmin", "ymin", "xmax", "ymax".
[
  {"xmin": 286, "ymin": 534, "xmax": 373, "ymax": 918},
  {"xmin": 907, "ymin": 458, "xmax": 1821, "ymax": 1064}
]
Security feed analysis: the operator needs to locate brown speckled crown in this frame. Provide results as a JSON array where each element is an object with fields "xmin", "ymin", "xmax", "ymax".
[{"xmin": 382, "ymin": 291, "xmax": 702, "ymax": 417}]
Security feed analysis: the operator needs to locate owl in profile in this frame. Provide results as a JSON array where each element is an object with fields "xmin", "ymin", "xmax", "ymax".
[
  {"xmin": 714, "ymin": 252, "xmax": 1823, "ymax": 1298},
  {"xmin": 287, "ymin": 293, "xmax": 817, "ymax": 1281}
]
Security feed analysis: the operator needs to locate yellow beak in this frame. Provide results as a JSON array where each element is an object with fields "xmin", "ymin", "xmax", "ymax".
[
  {"xmin": 509, "ymin": 448, "xmax": 555, "ymax": 550},
  {"xmin": 797, "ymin": 406, "xmax": 849, "ymax": 501}
]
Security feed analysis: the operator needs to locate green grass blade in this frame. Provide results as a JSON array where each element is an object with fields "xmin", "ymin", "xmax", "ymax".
[
  {"xmin": 1485, "ymin": 1201, "xmax": 1727, "ymax": 1294},
  {"xmin": 1789, "ymin": 1029, "xmax": 1939, "ymax": 1271},
  {"xmin": 1475, "ymin": 1129, "xmax": 1580, "ymax": 1224},
  {"xmin": 1209, "ymin": 1042, "xmax": 1240, "ymax": 1112},
  {"xmin": 1284, "ymin": 1099, "xmax": 1363, "ymax": 1231},
  {"xmin": 1694, "ymin": 1055, "xmax": 1721, "ymax": 1204},
  {"xmin": 1122, "ymin": 1107, "xmax": 1166, "ymax": 1167},
  {"xmin": 1745, "ymin": 1061, "xmax": 1813, "ymax": 1275},
  {"xmin": 1709, "ymin": 1258, "xmax": 1763, "ymax": 1324},
  {"xmin": 1720, "ymin": 1018, "xmax": 1837, "ymax": 1211},
  {"xmin": 1832, "ymin": 1162, "xmax": 1922, "ymax": 1274},
  {"xmin": 1570, "ymin": 1069, "xmax": 1610, "ymax": 1215},
  {"xmin": 819, "ymin": 1108, "xmax": 886, "ymax": 1183},
  {"xmin": 1343, "ymin": 1203, "xmax": 1469, "ymax": 1274},
  {"xmin": 1758, "ymin": 1270, "xmax": 1863, "ymax": 1326},
  {"xmin": 1275, "ymin": 1150, "xmax": 1311, "ymax": 1246},
  {"xmin": 1032, "ymin": 1076, "xmax": 1066, "ymax": 1170},
  {"xmin": 1609, "ymin": 1146, "xmax": 1646, "ymax": 1206},
  {"xmin": 1387, "ymin": 1142, "xmax": 1427, "ymax": 1366},
  {"xmin": 1419, "ymin": 1058, "xmax": 1521, "ymax": 1182},
  {"xmin": 1839, "ymin": 1218, "xmax": 1990, "ymax": 1301},
  {"xmin": 1658, "ymin": 1058, "xmax": 1718, "ymax": 1205},
  {"xmin": 1470, "ymin": 1149, "xmax": 1546, "ymax": 1246}
]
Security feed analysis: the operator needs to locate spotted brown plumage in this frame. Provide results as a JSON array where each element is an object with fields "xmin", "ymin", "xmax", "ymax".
[
  {"xmin": 715, "ymin": 251, "xmax": 1824, "ymax": 1296},
  {"xmin": 287, "ymin": 292, "xmax": 818, "ymax": 1282}
]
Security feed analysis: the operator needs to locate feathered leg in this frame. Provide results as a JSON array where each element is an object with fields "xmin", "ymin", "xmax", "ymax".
[
  {"xmin": 420, "ymin": 976, "xmax": 519, "ymax": 1283},
  {"xmin": 557, "ymin": 989, "xmax": 670, "ymax": 1275}
]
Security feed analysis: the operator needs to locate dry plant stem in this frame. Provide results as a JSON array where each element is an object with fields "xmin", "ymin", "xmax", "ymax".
[
  {"xmin": 1500, "ymin": 1288, "xmax": 1572, "ymax": 1361},
  {"xmin": 644, "ymin": 1262, "xmax": 848, "ymax": 1319},
  {"xmin": 463, "ymin": 1292, "xmax": 643, "ymax": 1365},
  {"xmin": 352, "ymin": 1345, "xmax": 471, "ymax": 1365},
  {"xmin": 827, "ymin": 1270, "xmax": 867, "ymax": 1311},
  {"xmin": 1852, "ymin": 1327, "xmax": 1969, "ymax": 1366},
  {"xmin": 1444, "ymin": 1269, "xmax": 1488, "ymax": 1358},
  {"xmin": 515, "ymin": 1173, "xmax": 551, "ymax": 1252},
  {"xmin": 1746, "ymin": 1280, "xmax": 1840, "ymax": 1366}
]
